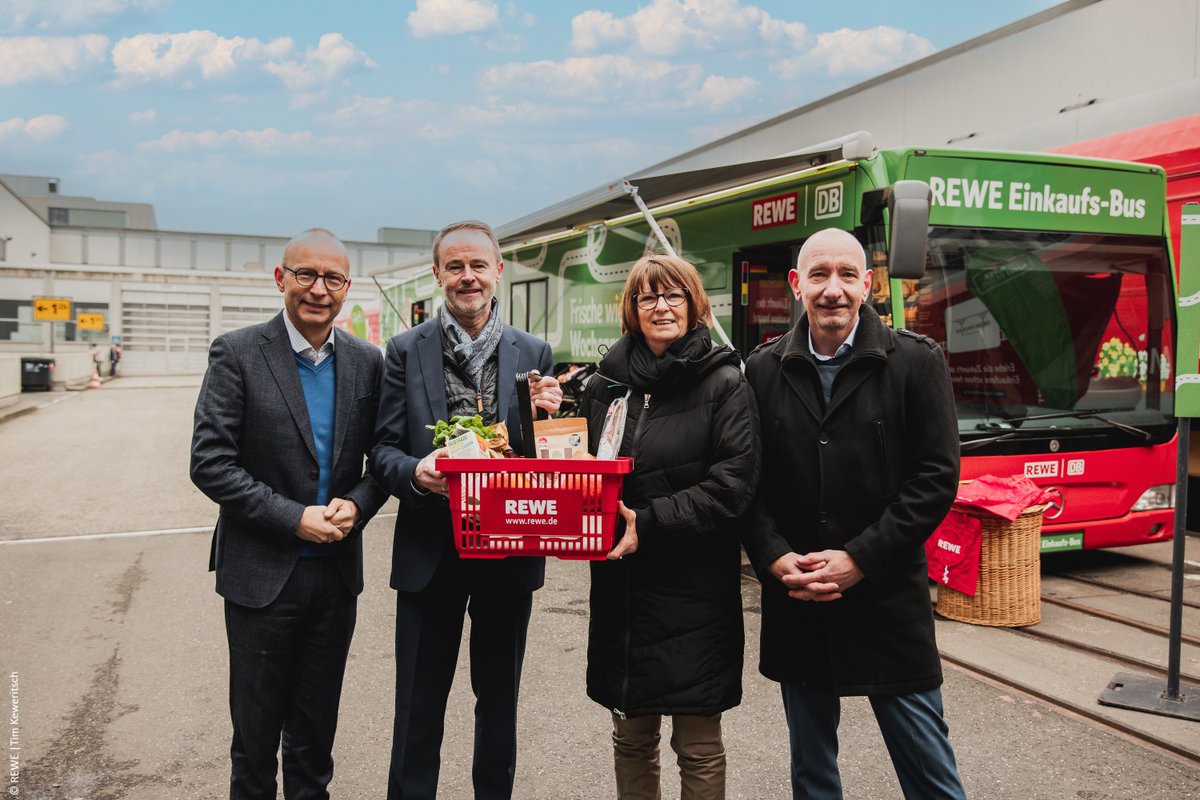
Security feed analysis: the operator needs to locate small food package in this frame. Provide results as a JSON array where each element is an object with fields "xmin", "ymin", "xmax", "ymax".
[
  {"xmin": 532, "ymin": 417, "xmax": 588, "ymax": 459},
  {"xmin": 595, "ymin": 392, "xmax": 629, "ymax": 460},
  {"xmin": 446, "ymin": 429, "xmax": 486, "ymax": 459}
]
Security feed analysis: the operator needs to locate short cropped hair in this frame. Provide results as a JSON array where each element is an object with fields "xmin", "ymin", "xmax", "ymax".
[
  {"xmin": 433, "ymin": 220, "xmax": 501, "ymax": 268},
  {"xmin": 619, "ymin": 253, "xmax": 713, "ymax": 335}
]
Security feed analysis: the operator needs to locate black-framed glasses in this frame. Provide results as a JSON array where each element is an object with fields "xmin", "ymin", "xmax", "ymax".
[
  {"xmin": 636, "ymin": 288, "xmax": 688, "ymax": 310},
  {"xmin": 282, "ymin": 265, "xmax": 349, "ymax": 291}
]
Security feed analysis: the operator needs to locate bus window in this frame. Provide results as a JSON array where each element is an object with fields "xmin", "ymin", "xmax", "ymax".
[{"xmin": 905, "ymin": 228, "xmax": 1174, "ymax": 447}]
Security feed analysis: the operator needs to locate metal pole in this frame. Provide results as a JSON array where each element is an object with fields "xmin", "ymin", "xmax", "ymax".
[
  {"xmin": 1166, "ymin": 416, "xmax": 1189, "ymax": 699},
  {"xmin": 623, "ymin": 183, "xmax": 738, "ymax": 353}
]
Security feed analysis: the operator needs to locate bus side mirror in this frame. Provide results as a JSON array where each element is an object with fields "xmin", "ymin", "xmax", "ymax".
[{"xmin": 886, "ymin": 180, "xmax": 931, "ymax": 280}]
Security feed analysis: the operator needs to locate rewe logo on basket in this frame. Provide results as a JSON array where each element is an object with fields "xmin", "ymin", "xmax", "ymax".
[
  {"xmin": 481, "ymin": 487, "xmax": 583, "ymax": 533},
  {"xmin": 505, "ymin": 499, "xmax": 558, "ymax": 515}
]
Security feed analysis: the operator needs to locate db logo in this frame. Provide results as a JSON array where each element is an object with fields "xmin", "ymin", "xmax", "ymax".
[{"xmin": 814, "ymin": 182, "xmax": 843, "ymax": 220}]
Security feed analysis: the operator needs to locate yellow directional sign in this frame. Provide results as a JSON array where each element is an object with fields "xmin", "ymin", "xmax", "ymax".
[
  {"xmin": 78, "ymin": 313, "xmax": 105, "ymax": 330},
  {"xmin": 33, "ymin": 297, "xmax": 71, "ymax": 321}
]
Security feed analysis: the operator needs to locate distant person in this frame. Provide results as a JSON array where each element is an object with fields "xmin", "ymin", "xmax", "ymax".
[
  {"xmin": 89, "ymin": 342, "xmax": 102, "ymax": 377},
  {"xmin": 190, "ymin": 227, "xmax": 388, "ymax": 799},
  {"xmin": 744, "ymin": 228, "xmax": 966, "ymax": 800},
  {"xmin": 371, "ymin": 220, "xmax": 563, "ymax": 799},
  {"xmin": 109, "ymin": 341, "xmax": 121, "ymax": 376},
  {"xmin": 580, "ymin": 254, "xmax": 760, "ymax": 799}
]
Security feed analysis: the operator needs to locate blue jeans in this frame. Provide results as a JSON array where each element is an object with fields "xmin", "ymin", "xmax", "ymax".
[{"xmin": 780, "ymin": 683, "xmax": 966, "ymax": 800}]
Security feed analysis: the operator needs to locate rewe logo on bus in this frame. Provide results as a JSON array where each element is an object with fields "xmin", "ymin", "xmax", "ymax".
[
  {"xmin": 751, "ymin": 192, "xmax": 798, "ymax": 230},
  {"xmin": 929, "ymin": 177, "xmax": 1146, "ymax": 220},
  {"xmin": 1024, "ymin": 460, "xmax": 1059, "ymax": 478}
]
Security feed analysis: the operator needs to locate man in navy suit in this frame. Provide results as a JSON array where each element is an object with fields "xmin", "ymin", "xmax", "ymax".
[
  {"xmin": 372, "ymin": 220, "xmax": 562, "ymax": 799},
  {"xmin": 191, "ymin": 228, "xmax": 387, "ymax": 799}
]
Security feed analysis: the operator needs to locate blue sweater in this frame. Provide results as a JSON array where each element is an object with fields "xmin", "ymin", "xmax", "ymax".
[{"xmin": 296, "ymin": 352, "xmax": 337, "ymax": 557}]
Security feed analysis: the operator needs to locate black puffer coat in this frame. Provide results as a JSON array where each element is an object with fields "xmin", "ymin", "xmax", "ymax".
[
  {"xmin": 581, "ymin": 329, "xmax": 761, "ymax": 717},
  {"xmin": 743, "ymin": 305, "xmax": 959, "ymax": 695}
]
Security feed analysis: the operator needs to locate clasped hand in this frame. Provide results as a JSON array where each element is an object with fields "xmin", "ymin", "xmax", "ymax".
[
  {"xmin": 768, "ymin": 549, "xmax": 864, "ymax": 602},
  {"xmin": 295, "ymin": 498, "xmax": 359, "ymax": 544}
]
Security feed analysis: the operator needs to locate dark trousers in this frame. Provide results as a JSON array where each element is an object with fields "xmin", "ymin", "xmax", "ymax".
[
  {"xmin": 225, "ymin": 557, "xmax": 357, "ymax": 800},
  {"xmin": 780, "ymin": 683, "xmax": 967, "ymax": 800},
  {"xmin": 387, "ymin": 557, "xmax": 534, "ymax": 800}
]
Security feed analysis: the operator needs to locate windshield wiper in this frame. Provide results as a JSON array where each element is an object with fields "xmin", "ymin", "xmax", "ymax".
[{"xmin": 974, "ymin": 409, "xmax": 1153, "ymax": 441}]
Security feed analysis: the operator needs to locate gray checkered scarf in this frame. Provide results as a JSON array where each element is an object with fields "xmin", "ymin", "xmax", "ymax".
[{"xmin": 440, "ymin": 296, "xmax": 504, "ymax": 391}]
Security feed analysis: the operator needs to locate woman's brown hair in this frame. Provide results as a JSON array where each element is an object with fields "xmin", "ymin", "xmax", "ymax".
[{"xmin": 618, "ymin": 253, "xmax": 713, "ymax": 335}]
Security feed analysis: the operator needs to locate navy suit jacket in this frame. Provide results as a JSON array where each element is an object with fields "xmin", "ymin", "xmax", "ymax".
[
  {"xmin": 190, "ymin": 312, "xmax": 388, "ymax": 608},
  {"xmin": 372, "ymin": 318, "xmax": 551, "ymax": 594}
]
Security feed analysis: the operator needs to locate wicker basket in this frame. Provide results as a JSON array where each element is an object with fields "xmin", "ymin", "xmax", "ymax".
[{"xmin": 934, "ymin": 504, "xmax": 1045, "ymax": 627}]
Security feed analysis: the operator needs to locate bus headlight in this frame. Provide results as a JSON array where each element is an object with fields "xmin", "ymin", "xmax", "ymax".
[{"xmin": 1131, "ymin": 485, "xmax": 1175, "ymax": 512}]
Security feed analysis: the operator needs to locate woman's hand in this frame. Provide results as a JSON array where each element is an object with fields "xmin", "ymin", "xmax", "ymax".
[{"xmin": 607, "ymin": 501, "xmax": 640, "ymax": 560}]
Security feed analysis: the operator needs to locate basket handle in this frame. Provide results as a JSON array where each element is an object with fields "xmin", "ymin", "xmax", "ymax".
[{"xmin": 515, "ymin": 370, "xmax": 548, "ymax": 457}]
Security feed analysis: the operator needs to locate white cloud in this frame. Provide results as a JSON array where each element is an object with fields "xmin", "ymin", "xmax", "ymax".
[
  {"xmin": 324, "ymin": 95, "xmax": 400, "ymax": 125},
  {"xmin": 1, "ymin": 0, "xmax": 169, "ymax": 32},
  {"xmin": 571, "ymin": 0, "xmax": 809, "ymax": 56},
  {"xmin": 129, "ymin": 108, "xmax": 156, "ymax": 123},
  {"xmin": 0, "ymin": 114, "xmax": 69, "ymax": 141},
  {"xmin": 111, "ymin": 30, "xmax": 293, "ymax": 83},
  {"xmin": 138, "ymin": 127, "xmax": 319, "ymax": 155},
  {"xmin": 693, "ymin": 74, "xmax": 757, "ymax": 111},
  {"xmin": 483, "ymin": 55, "xmax": 703, "ymax": 102},
  {"xmin": 483, "ymin": 54, "xmax": 754, "ymax": 112},
  {"xmin": 289, "ymin": 89, "xmax": 330, "ymax": 110},
  {"xmin": 264, "ymin": 33, "xmax": 376, "ymax": 89},
  {"xmin": 0, "ymin": 34, "xmax": 108, "ymax": 86},
  {"xmin": 772, "ymin": 26, "xmax": 935, "ymax": 79},
  {"xmin": 408, "ymin": 0, "xmax": 499, "ymax": 38}
]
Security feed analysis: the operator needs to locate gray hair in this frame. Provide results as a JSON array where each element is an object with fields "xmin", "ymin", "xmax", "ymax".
[{"xmin": 432, "ymin": 220, "xmax": 501, "ymax": 268}]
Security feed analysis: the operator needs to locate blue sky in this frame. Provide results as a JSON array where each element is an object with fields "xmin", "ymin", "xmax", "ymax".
[{"xmin": 0, "ymin": 0, "xmax": 1058, "ymax": 242}]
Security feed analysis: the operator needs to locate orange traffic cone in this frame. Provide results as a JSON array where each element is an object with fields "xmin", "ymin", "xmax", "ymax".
[{"xmin": 90, "ymin": 370, "xmax": 101, "ymax": 388}]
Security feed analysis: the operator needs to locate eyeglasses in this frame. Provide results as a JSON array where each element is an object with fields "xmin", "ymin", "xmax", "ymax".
[
  {"xmin": 282, "ymin": 265, "xmax": 349, "ymax": 291},
  {"xmin": 636, "ymin": 288, "xmax": 688, "ymax": 311}
]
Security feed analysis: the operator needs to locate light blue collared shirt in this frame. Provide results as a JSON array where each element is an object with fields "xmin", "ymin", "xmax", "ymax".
[{"xmin": 282, "ymin": 313, "xmax": 336, "ymax": 366}]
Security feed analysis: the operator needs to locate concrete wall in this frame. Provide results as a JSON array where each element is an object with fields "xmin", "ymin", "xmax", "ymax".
[
  {"xmin": 0, "ymin": 182, "xmax": 50, "ymax": 267},
  {"xmin": 0, "ymin": 355, "xmax": 19, "ymax": 407}
]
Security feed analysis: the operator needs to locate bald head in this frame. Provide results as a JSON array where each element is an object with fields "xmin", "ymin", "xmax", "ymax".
[
  {"xmin": 796, "ymin": 228, "xmax": 866, "ymax": 273},
  {"xmin": 789, "ymin": 227, "xmax": 872, "ymax": 356},
  {"xmin": 283, "ymin": 227, "xmax": 348, "ymax": 268}
]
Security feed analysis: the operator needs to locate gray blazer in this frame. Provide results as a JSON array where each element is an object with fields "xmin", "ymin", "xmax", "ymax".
[{"xmin": 191, "ymin": 312, "xmax": 387, "ymax": 608}]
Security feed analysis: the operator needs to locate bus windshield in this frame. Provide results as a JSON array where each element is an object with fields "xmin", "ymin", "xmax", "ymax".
[{"xmin": 904, "ymin": 228, "xmax": 1175, "ymax": 450}]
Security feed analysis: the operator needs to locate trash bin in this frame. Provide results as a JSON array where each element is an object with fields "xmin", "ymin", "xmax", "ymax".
[{"xmin": 20, "ymin": 357, "xmax": 54, "ymax": 391}]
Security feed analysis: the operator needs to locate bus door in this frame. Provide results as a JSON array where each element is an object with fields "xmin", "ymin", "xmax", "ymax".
[{"xmin": 732, "ymin": 247, "xmax": 796, "ymax": 355}]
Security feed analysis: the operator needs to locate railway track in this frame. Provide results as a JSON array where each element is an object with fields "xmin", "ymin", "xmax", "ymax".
[{"xmin": 740, "ymin": 561, "xmax": 1200, "ymax": 764}]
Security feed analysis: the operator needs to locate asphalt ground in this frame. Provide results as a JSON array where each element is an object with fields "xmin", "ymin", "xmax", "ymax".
[{"xmin": 3, "ymin": 376, "xmax": 1199, "ymax": 799}]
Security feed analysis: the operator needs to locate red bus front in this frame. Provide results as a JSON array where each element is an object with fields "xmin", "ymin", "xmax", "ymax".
[{"xmin": 905, "ymin": 227, "xmax": 1176, "ymax": 551}]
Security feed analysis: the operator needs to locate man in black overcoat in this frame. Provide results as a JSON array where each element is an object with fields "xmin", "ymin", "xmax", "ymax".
[{"xmin": 744, "ymin": 227, "xmax": 967, "ymax": 800}]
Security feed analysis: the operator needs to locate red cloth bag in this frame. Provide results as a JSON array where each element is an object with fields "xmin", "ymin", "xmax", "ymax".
[
  {"xmin": 954, "ymin": 475, "xmax": 1045, "ymax": 521},
  {"xmin": 925, "ymin": 511, "xmax": 983, "ymax": 596}
]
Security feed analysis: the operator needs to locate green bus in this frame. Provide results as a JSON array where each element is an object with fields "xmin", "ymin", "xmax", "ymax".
[{"xmin": 375, "ymin": 132, "xmax": 1177, "ymax": 552}]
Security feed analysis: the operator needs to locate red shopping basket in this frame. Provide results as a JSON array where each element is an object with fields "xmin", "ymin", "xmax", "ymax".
[{"xmin": 437, "ymin": 457, "xmax": 633, "ymax": 560}]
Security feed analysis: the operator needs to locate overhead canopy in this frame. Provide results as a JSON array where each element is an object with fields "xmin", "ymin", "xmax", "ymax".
[{"xmin": 493, "ymin": 131, "xmax": 875, "ymax": 247}]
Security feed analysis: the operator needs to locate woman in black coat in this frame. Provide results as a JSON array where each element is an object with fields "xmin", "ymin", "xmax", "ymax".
[{"xmin": 582, "ymin": 254, "xmax": 761, "ymax": 800}]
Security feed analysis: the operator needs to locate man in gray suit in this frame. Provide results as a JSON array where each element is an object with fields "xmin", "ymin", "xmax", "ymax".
[{"xmin": 191, "ymin": 227, "xmax": 387, "ymax": 800}]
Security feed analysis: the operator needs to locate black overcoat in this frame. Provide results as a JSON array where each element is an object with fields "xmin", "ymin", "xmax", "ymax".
[
  {"xmin": 743, "ymin": 305, "xmax": 959, "ymax": 695},
  {"xmin": 582, "ymin": 330, "xmax": 761, "ymax": 717}
]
